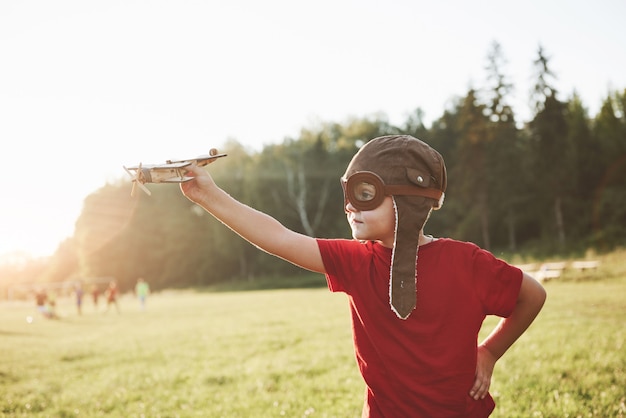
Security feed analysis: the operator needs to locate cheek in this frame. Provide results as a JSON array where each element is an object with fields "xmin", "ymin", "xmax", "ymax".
[
  {"xmin": 367, "ymin": 198, "xmax": 396, "ymax": 227},
  {"xmin": 383, "ymin": 200, "xmax": 397, "ymax": 232},
  {"xmin": 383, "ymin": 197, "xmax": 396, "ymax": 221},
  {"xmin": 384, "ymin": 209, "xmax": 396, "ymax": 231}
]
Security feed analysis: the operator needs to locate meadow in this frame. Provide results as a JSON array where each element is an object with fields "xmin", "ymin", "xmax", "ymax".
[{"xmin": 1, "ymin": 255, "xmax": 625, "ymax": 417}]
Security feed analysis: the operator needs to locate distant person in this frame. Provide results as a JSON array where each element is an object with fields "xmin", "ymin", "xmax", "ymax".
[
  {"xmin": 179, "ymin": 135, "xmax": 547, "ymax": 416},
  {"xmin": 91, "ymin": 284, "xmax": 100, "ymax": 309},
  {"xmin": 34, "ymin": 289, "xmax": 50, "ymax": 318},
  {"xmin": 135, "ymin": 278, "xmax": 150, "ymax": 310},
  {"xmin": 104, "ymin": 281, "xmax": 120, "ymax": 313},
  {"xmin": 35, "ymin": 289, "xmax": 57, "ymax": 319},
  {"xmin": 47, "ymin": 291, "xmax": 58, "ymax": 318},
  {"xmin": 74, "ymin": 282, "xmax": 84, "ymax": 315}
]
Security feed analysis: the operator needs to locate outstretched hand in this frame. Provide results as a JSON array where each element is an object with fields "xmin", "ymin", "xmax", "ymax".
[
  {"xmin": 180, "ymin": 164, "xmax": 217, "ymax": 204},
  {"xmin": 470, "ymin": 345, "xmax": 497, "ymax": 400}
]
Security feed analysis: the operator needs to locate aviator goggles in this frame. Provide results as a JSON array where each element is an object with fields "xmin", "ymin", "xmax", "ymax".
[{"xmin": 341, "ymin": 171, "xmax": 444, "ymax": 211}]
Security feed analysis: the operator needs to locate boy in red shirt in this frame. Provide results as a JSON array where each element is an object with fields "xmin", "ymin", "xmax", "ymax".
[{"xmin": 180, "ymin": 135, "xmax": 546, "ymax": 417}]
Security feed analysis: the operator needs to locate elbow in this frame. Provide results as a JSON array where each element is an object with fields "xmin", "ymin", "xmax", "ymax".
[
  {"xmin": 536, "ymin": 285, "xmax": 547, "ymax": 311},
  {"xmin": 523, "ymin": 272, "xmax": 547, "ymax": 312},
  {"xmin": 532, "ymin": 280, "xmax": 547, "ymax": 315}
]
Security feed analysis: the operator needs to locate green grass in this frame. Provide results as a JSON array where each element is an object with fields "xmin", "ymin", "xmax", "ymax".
[
  {"xmin": 1, "ymin": 288, "xmax": 362, "ymax": 418},
  {"xmin": 1, "ymin": 266, "xmax": 625, "ymax": 417}
]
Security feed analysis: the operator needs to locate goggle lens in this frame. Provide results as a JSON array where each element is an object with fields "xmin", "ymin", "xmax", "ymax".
[
  {"xmin": 353, "ymin": 181, "xmax": 377, "ymax": 203},
  {"xmin": 342, "ymin": 172, "xmax": 386, "ymax": 211}
]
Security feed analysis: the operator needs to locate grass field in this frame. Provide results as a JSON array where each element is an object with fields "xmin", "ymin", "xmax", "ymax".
[{"xmin": 1, "ymin": 260, "xmax": 625, "ymax": 417}]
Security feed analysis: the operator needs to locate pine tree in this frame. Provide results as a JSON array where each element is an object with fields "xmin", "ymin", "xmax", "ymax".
[{"xmin": 528, "ymin": 45, "xmax": 569, "ymax": 250}]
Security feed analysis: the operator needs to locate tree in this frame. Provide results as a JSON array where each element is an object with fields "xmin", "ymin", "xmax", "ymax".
[
  {"xmin": 563, "ymin": 93, "xmax": 596, "ymax": 245},
  {"xmin": 402, "ymin": 107, "xmax": 430, "ymax": 141},
  {"xmin": 528, "ymin": 45, "xmax": 570, "ymax": 250},
  {"xmin": 453, "ymin": 88, "xmax": 492, "ymax": 248},
  {"xmin": 482, "ymin": 41, "xmax": 524, "ymax": 251},
  {"xmin": 427, "ymin": 105, "xmax": 463, "ymax": 240},
  {"xmin": 74, "ymin": 182, "xmax": 139, "ymax": 287},
  {"xmin": 590, "ymin": 89, "xmax": 626, "ymax": 247}
]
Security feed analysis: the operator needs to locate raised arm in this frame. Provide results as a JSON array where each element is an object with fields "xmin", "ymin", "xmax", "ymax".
[
  {"xmin": 470, "ymin": 272, "xmax": 547, "ymax": 400},
  {"xmin": 180, "ymin": 164, "xmax": 326, "ymax": 274}
]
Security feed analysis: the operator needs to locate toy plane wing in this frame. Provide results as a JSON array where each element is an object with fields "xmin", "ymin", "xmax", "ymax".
[
  {"xmin": 164, "ymin": 153, "xmax": 227, "ymax": 167},
  {"xmin": 123, "ymin": 149, "xmax": 227, "ymax": 197}
]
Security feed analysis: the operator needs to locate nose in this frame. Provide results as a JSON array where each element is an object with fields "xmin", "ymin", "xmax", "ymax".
[{"xmin": 345, "ymin": 201, "xmax": 357, "ymax": 213}]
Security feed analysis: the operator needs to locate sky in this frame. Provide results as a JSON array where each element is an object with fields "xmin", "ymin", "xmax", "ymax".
[{"xmin": 1, "ymin": 0, "xmax": 625, "ymax": 260}]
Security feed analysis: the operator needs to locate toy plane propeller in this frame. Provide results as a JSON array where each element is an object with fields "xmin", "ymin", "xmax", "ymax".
[{"xmin": 123, "ymin": 148, "xmax": 227, "ymax": 197}]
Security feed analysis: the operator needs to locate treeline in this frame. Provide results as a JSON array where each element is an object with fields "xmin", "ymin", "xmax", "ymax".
[{"xmin": 4, "ymin": 43, "xmax": 626, "ymax": 293}]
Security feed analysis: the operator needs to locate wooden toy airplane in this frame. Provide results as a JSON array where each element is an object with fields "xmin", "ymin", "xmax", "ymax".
[{"xmin": 123, "ymin": 148, "xmax": 227, "ymax": 196}]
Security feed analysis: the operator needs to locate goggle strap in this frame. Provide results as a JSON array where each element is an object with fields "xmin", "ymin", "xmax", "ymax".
[{"xmin": 385, "ymin": 185, "xmax": 443, "ymax": 201}]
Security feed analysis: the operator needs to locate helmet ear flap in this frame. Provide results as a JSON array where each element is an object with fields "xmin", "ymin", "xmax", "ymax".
[
  {"xmin": 436, "ymin": 161, "xmax": 447, "ymax": 208},
  {"xmin": 433, "ymin": 192, "xmax": 445, "ymax": 210}
]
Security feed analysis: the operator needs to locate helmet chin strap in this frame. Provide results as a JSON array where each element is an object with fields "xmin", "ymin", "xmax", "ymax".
[{"xmin": 388, "ymin": 196, "xmax": 426, "ymax": 319}]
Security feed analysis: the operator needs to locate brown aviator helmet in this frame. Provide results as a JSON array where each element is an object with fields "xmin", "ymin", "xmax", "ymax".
[{"xmin": 342, "ymin": 135, "xmax": 447, "ymax": 319}]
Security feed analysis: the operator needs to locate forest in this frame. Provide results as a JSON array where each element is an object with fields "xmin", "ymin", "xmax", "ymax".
[{"xmin": 2, "ymin": 43, "xmax": 625, "ymax": 295}]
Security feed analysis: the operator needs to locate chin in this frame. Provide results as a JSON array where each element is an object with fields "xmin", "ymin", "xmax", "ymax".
[{"xmin": 352, "ymin": 233, "xmax": 370, "ymax": 241}]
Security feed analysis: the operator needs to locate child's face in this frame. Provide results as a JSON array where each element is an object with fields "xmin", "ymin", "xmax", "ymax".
[{"xmin": 346, "ymin": 196, "xmax": 395, "ymax": 247}]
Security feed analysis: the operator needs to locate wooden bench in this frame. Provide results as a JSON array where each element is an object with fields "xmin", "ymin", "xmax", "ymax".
[
  {"xmin": 571, "ymin": 260, "xmax": 600, "ymax": 271},
  {"xmin": 528, "ymin": 262, "xmax": 567, "ymax": 282},
  {"xmin": 541, "ymin": 262, "xmax": 567, "ymax": 271},
  {"xmin": 537, "ymin": 269, "xmax": 562, "ymax": 281},
  {"xmin": 513, "ymin": 263, "xmax": 539, "ymax": 272}
]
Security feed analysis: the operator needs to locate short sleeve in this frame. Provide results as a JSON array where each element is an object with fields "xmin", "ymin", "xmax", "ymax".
[
  {"xmin": 472, "ymin": 248, "xmax": 523, "ymax": 317},
  {"xmin": 316, "ymin": 238, "xmax": 353, "ymax": 293}
]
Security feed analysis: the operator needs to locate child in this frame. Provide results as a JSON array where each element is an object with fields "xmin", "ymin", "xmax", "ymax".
[
  {"xmin": 104, "ymin": 280, "xmax": 120, "ymax": 313},
  {"xmin": 135, "ymin": 277, "xmax": 150, "ymax": 310},
  {"xmin": 91, "ymin": 284, "xmax": 100, "ymax": 309},
  {"xmin": 74, "ymin": 282, "xmax": 84, "ymax": 315},
  {"xmin": 180, "ymin": 135, "xmax": 546, "ymax": 417}
]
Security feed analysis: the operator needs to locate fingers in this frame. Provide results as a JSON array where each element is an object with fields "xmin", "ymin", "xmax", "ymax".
[
  {"xmin": 180, "ymin": 164, "xmax": 199, "ymax": 195},
  {"xmin": 184, "ymin": 163, "xmax": 202, "ymax": 176},
  {"xmin": 471, "ymin": 345, "xmax": 496, "ymax": 400},
  {"xmin": 469, "ymin": 373, "xmax": 490, "ymax": 400},
  {"xmin": 180, "ymin": 163, "xmax": 215, "ymax": 203}
]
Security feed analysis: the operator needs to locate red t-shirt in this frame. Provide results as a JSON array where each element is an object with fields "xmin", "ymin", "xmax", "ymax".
[{"xmin": 316, "ymin": 238, "xmax": 523, "ymax": 418}]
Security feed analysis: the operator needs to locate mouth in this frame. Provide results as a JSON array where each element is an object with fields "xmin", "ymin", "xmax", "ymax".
[{"xmin": 349, "ymin": 216, "xmax": 362, "ymax": 225}]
